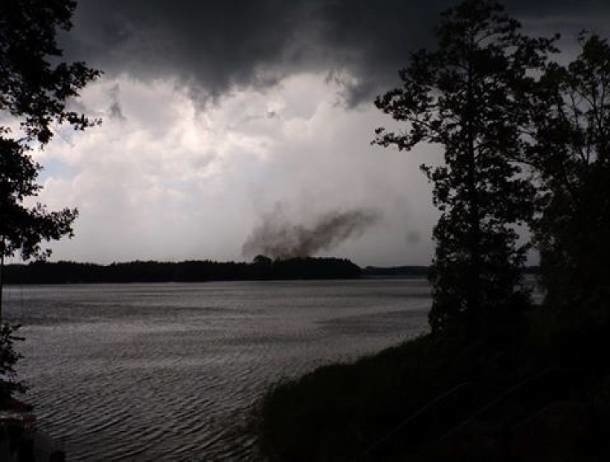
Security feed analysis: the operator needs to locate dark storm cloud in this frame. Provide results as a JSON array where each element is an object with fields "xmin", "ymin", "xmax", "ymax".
[{"xmin": 64, "ymin": 0, "xmax": 610, "ymax": 105}]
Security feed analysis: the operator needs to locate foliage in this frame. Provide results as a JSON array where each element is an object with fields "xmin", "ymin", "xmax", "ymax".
[
  {"xmin": 0, "ymin": 0, "xmax": 100, "ymax": 262},
  {"xmin": 374, "ymin": 0, "xmax": 555, "ymax": 333},
  {"xmin": 0, "ymin": 0, "xmax": 100, "ymax": 403},
  {"xmin": 525, "ymin": 33, "xmax": 610, "ymax": 317},
  {"xmin": 0, "ymin": 0, "xmax": 100, "ymax": 145},
  {"xmin": 0, "ymin": 136, "xmax": 78, "ymax": 261},
  {"xmin": 0, "ymin": 323, "xmax": 26, "ymax": 405}
]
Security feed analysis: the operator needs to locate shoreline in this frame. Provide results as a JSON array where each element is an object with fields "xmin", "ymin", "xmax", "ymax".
[{"xmin": 257, "ymin": 310, "xmax": 610, "ymax": 461}]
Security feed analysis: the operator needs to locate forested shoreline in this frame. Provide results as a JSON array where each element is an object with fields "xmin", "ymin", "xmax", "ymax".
[
  {"xmin": 6, "ymin": 259, "xmax": 492, "ymax": 284},
  {"xmin": 3, "ymin": 257, "xmax": 366, "ymax": 284},
  {"xmin": 3, "ymin": 260, "xmax": 540, "ymax": 284}
]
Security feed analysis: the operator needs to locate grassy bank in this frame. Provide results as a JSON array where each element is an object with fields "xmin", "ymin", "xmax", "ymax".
[{"xmin": 257, "ymin": 309, "xmax": 610, "ymax": 461}]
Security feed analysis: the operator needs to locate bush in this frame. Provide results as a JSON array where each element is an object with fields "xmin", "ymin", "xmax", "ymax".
[{"xmin": 0, "ymin": 323, "xmax": 26, "ymax": 408}]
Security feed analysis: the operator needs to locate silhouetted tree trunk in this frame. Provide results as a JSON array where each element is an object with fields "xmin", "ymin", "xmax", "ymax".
[{"xmin": 465, "ymin": 56, "xmax": 482, "ymax": 318}]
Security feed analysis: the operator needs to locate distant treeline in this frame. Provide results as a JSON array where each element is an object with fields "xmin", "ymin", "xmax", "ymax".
[
  {"xmin": 3, "ymin": 258, "xmax": 538, "ymax": 284},
  {"xmin": 3, "ymin": 257, "xmax": 364, "ymax": 284},
  {"xmin": 363, "ymin": 266, "xmax": 429, "ymax": 278},
  {"xmin": 363, "ymin": 265, "xmax": 538, "ymax": 278}
]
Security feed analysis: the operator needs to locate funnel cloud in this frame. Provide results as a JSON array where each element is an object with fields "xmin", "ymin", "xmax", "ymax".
[{"xmin": 243, "ymin": 208, "xmax": 381, "ymax": 260}]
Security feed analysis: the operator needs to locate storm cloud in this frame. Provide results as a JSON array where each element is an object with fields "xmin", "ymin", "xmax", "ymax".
[
  {"xmin": 64, "ymin": 0, "xmax": 610, "ymax": 106},
  {"xmin": 26, "ymin": 1, "xmax": 610, "ymax": 266}
]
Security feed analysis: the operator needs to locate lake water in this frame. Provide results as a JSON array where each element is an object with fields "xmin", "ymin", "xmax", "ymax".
[{"xmin": 3, "ymin": 279, "xmax": 430, "ymax": 461}]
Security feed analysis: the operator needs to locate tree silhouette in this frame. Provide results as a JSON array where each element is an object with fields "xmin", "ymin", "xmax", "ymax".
[
  {"xmin": 0, "ymin": 0, "xmax": 100, "ymax": 314},
  {"xmin": 374, "ymin": 0, "xmax": 555, "ymax": 333},
  {"xmin": 527, "ymin": 33, "xmax": 610, "ymax": 317},
  {"xmin": 0, "ymin": 0, "xmax": 100, "ymax": 403}
]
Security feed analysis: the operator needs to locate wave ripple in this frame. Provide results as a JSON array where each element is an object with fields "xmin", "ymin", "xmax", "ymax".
[{"xmin": 4, "ymin": 280, "xmax": 429, "ymax": 460}]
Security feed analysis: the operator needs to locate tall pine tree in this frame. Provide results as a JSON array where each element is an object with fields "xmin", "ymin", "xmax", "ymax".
[{"xmin": 374, "ymin": 0, "xmax": 555, "ymax": 333}]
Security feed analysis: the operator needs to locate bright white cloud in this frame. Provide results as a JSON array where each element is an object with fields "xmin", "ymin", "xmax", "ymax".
[{"xmin": 33, "ymin": 73, "xmax": 440, "ymax": 266}]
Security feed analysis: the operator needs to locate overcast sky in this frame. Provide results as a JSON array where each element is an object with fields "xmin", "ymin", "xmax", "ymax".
[{"xmin": 31, "ymin": 0, "xmax": 610, "ymax": 266}]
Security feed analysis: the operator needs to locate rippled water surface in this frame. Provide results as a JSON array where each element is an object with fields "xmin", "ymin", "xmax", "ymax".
[{"xmin": 4, "ymin": 279, "xmax": 430, "ymax": 461}]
